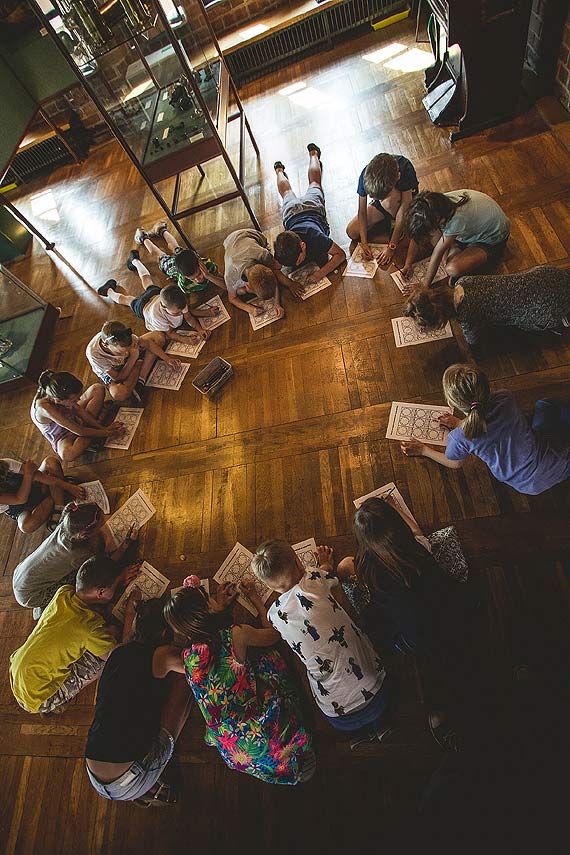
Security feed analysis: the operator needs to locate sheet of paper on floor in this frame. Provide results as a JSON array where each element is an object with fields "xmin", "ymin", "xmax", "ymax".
[
  {"xmin": 390, "ymin": 257, "xmax": 447, "ymax": 293},
  {"xmin": 249, "ymin": 299, "xmax": 283, "ymax": 331},
  {"xmin": 102, "ymin": 488, "xmax": 156, "ymax": 548},
  {"xmin": 165, "ymin": 335, "xmax": 206, "ymax": 359},
  {"xmin": 79, "ymin": 480, "xmax": 110, "ymax": 514},
  {"xmin": 112, "ymin": 561, "xmax": 170, "ymax": 621},
  {"xmin": 147, "ymin": 360, "xmax": 191, "ymax": 389},
  {"xmin": 353, "ymin": 481, "xmax": 417, "ymax": 524},
  {"xmin": 214, "ymin": 542, "xmax": 271, "ymax": 615},
  {"xmin": 386, "ymin": 401, "xmax": 453, "ymax": 445},
  {"xmin": 392, "ymin": 316, "xmax": 453, "ymax": 347},
  {"xmin": 104, "ymin": 407, "xmax": 143, "ymax": 449},
  {"xmin": 197, "ymin": 295, "xmax": 231, "ymax": 331}
]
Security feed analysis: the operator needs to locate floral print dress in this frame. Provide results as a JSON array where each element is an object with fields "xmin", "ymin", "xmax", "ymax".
[{"xmin": 183, "ymin": 628, "xmax": 312, "ymax": 785}]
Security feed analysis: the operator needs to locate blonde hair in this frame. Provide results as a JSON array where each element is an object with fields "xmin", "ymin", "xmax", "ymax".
[
  {"xmin": 245, "ymin": 264, "xmax": 277, "ymax": 299},
  {"xmin": 404, "ymin": 285, "xmax": 455, "ymax": 330},
  {"xmin": 442, "ymin": 363, "xmax": 490, "ymax": 440},
  {"xmin": 251, "ymin": 539, "xmax": 297, "ymax": 584}
]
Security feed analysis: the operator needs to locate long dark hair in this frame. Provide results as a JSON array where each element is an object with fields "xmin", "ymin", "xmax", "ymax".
[
  {"xmin": 354, "ymin": 498, "xmax": 437, "ymax": 590},
  {"xmin": 133, "ymin": 596, "xmax": 172, "ymax": 646},
  {"xmin": 163, "ymin": 587, "xmax": 233, "ymax": 652},
  {"xmin": 36, "ymin": 370, "xmax": 83, "ymax": 400},
  {"xmin": 406, "ymin": 191, "xmax": 469, "ymax": 242}
]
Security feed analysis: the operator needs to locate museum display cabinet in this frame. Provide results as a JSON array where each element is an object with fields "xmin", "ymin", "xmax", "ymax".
[
  {"xmin": 29, "ymin": 0, "xmax": 260, "ymax": 244},
  {"xmin": 0, "ymin": 263, "xmax": 58, "ymax": 391}
]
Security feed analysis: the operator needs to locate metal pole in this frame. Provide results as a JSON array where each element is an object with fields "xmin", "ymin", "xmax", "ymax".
[
  {"xmin": 26, "ymin": 0, "xmax": 196, "ymax": 250},
  {"xmin": 2, "ymin": 197, "xmax": 55, "ymax": 251},
  {"xmin": 154, "ymin": 1, "xmax": 260, "ymax": 228}
]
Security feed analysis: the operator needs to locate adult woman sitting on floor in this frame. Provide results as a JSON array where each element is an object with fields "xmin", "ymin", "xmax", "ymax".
[
  {"xmin": 12, "ymin": 500, "xmax": 135, "ymax": 614},
  {"xmin": 337, "ymin": 495, "xmax": 475, "ymax": 751},
  {"xmin": 403, "ymin": 265, "xmax": 570, "ymax": 349},
  {"xmin": 85, "ymin": 596, "xmax": 193, "ymax": 806},
  {"xmin": 163, "ymin": 579, "xmax": 315, "ymax": 786}
]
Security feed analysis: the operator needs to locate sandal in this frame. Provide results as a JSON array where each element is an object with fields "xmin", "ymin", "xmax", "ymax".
[
  {"xmin": 133, "ymin": 779, "xmax": 178, "ymax": 808},
  {"xmin": 307, "ymin": 142, "xmax": 322, "ymax": 169},
  {"xmin": 274, "ymin": 160, "xmax": 288, "ymax": 179}
]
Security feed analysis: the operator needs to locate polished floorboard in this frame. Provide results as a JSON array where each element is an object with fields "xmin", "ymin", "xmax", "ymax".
[{"xmin": 1, "ymin": 21, "xmax": 570, "ymax": 854}]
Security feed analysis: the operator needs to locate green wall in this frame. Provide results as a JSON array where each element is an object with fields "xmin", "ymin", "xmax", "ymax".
[{"xmin": 0, "ymin": 54, "xmax": 36, "ymax": 177}]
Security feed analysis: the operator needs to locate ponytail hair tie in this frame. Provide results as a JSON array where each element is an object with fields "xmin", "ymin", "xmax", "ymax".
[{"xmin": 470, "ymin": 401, "xmax": 481, "ymax": 411}]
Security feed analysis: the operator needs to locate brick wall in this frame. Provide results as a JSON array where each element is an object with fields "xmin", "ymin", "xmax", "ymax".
[
  {"xmin": 205, "ymin": 0, "xmax": 289, "ymax": 38},
  {"xmin": 554, "ymin": 7, "xmax": 570, "ymax": 112}
]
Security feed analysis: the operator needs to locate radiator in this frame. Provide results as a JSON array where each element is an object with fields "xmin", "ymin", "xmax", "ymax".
[
  {"xmin": 1, "ymin": 136, "xmax": 73, "ymax": 188},
  {"xmin": 226, "ymin": 0, "xmax": 406, "ymax": 84}
]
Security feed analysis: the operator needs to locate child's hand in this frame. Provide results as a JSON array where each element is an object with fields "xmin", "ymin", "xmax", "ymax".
[
  {"xmin": 67, "ymin": 483, "xmax": 87, "ymax": 501},
  {"xmin": 307, "ymin": 272, "xmax": 322, "ymax": 285},
  {"xmin": 21, "ymin": 460, "xmax": 39, "ymax": 479},
  {"xmin": 107, "ymin": 420, "xmax": 126, "ymax": 436},
  {"xmin": 239, "ymin": 577, "xmax": 260, "ymax": 601},
  {"xmin": 197, "ymin": 260, "xmax": 211, "ymax": 282},
  {"xmin": 377, "ymin": 245, "xmax": 395, "ymax": 265},
  {"xmin": 165, "ymin": 355, "xmax": 182, "ymax": 367},
  {"xmin": 400, "ymin": 264, "xmax": 412, "ymax": 280},
  {"xmin": 287, "ymin": 280, "xmax": 304, "ymax": 300},
  {"xmin": 254, "ymin": 306, "xmax": 265, "ymax": 317},
  {"xmin": 125, "ymin": 586, "xmax": 143, "ymax": 608},
  {"xmin": 120, "ymin": 561, "xmax": 142, "ymax": 586},
  {"xmin": 316, "ymin": 545, "xmax": 333, "ymax": 568},
  {"xmin": 360, "ymin": 243, "xmax": 374, "ymax": 261},
  {"xmin": 204, "ymin": 305, "xmax": 221, "ymax": 317},
  {"xmin": 217, "ymin": 581, "xmax": 238, "ymax": 607},
  {"xmin": 401, "ymin": 439, "xmax": 426, "ymax": 457},
  {"xmin": 438, "ymin": 413, "xmax": 461, "ymax": 430}
]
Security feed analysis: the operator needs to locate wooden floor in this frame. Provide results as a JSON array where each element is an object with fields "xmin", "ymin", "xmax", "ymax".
[{"xmin": 2, "ymin": 21, "xmax": 570, "ymax": 854}]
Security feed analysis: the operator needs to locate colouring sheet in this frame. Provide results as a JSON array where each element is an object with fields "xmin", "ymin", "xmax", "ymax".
[
  {"xmin": 386, "ymin": 401, "xmax": 453, "ymax": 445},
  {"xmin": 214, "ymin": 542, "xmax": 272, "ymax": 616},
  {"xmin": 102, "ymin": 488, "xmax": 156, "ymax": 548},
  {"xmin": 345, "ymin": 244, "xmax": 379, "ymax": 278},
  {"xmin": 353, "ymin": 481, "xmax": 417, "ymax": 524},
  {"xmin": 104, "ymin": 407, "xmax": 143, "ymax": 450},
  {"xmin": 391, "ymin": 316, "xmax": 453, "ymax": 347},
  {"xmin": 165, "ymin": 334, "xmax": 206, "ymax": 359},
  {"xmin": 197, "ymin": 295, "xmax": 231, "ymax": 331},
  {"xmin": 112, "ymin": 561, "xmax": 170, "ymax": 621},
  {"xmin": 390, "ymin": 257, "xmax": 447, "ymax": 293},
  {"xmin": 249, "ymin": 298, "xmax": 283, "ymax": 331},
  {"xmin": 288, "ymin": 264, "xmax": 332, "ymax": 300},
  {"xmin": 147, "ymin": 360, "xmax": 191, "ymax": 389},
  {"xmin": 79, "ymin": 480, "xmax": 110, "ymax": 514},
  {"xmin": 292, "ymin": 538, "xmax": 319, "ymax": 569}
]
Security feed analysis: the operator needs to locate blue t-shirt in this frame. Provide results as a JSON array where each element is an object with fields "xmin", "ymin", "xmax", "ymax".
[
  {"xmin": 357, "ymin": 154, "xmax": 419, "ymax": 201},
  {"xmin": 283, "ymin": 215, "xmax": 333, "ymax": 266},
  {"xmin": 445, "ymin": 392, "xmax": 570, "ymax": 495}
]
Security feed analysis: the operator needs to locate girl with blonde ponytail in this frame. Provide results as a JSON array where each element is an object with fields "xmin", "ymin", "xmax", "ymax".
[
  {"xmin": 31, "ymin": 370, "xmax": 125, "ymax": 462},
  {"xmin": 401, "ymin": 363, "xmax": 570, "ymax": 495}
]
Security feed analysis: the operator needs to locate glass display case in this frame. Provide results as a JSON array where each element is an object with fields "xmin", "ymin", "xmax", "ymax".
[
  {"xmin": 30, "ymin": 0, "xmax": 260, "ymax": 242},
  {"xmin": 0, "ymin": 264, "xmax": 59, "ymax": 391}
]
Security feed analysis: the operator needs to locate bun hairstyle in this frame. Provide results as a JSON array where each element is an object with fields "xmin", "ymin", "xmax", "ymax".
[
  {"xmin": 163, "ymin": 586, "xmax": 233, "ymax": 650},
  {"xmin": 405, "ymin": 191, "xmax": 468, "ymax": 242},
  {"xmin": 442, "ymin": 363, "xmax": 490, "ymax": 440},
  {"xmin": 404, "ymin": 285, "xmax": 455, "ymax": 330},
  {"xmin": 37, "ymin": 370, "xmax": 83, "ymax": 400}
]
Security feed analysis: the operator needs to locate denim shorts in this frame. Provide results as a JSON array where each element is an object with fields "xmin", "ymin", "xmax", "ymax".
[
  {"xmin": 282, "ymin": 187, "xmax": 327, "ymax": 225},
  {"xmin": 322, "ymin": 675, "xmax": 391, "ymax": 733},
  {"xmin": 86, "ymin": 728, "xmax": 175, "ymax": 801},
  {"xmin": 131, "ymin": 285, "xmax": 161, "ymax": 320}
]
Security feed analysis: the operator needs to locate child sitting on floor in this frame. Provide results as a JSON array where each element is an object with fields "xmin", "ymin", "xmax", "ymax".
[
  {"xmin": 31, "ymin": 371, "xmax": 124, "ymax": 463},
  {"xmin": 0, "ymin": 455, "xmax": 84, "ymax": 534},
  {"xmin": 10, "ymin": 556, "xmax": 139, "ymax": 715},
  {"xmin": 224, "ymin": 228, "xmax": 305, "ymax": 303},
  {"xmin": 12, "ymin": 500, "xmax": 136, "ymax": 614},
  {"xmin": 98, "ymin": 269, "xmax": 207, "ymax": 365},
  {"xmin": 402, "ymin": 190, "xmax": 510, "ymax": 288},
  {"xmin": 86, "ymin": 321, "xmax": 157, "ymax": 403},
  {"xmin": 251, "ymin": 540, "xmax": 392, "ymax": 740},
  {"xmin": 273, "ymin": 143, "xmax": 345, "ymax": 284},
  {"xmin": 346, "ymin": 153, "xmax": 419, "ymax": 265}
]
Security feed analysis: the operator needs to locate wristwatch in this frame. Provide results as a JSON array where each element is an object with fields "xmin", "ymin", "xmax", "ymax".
[{"xmin": 388, "ymin": 241, "xmax": 397, "ymax": 251}]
